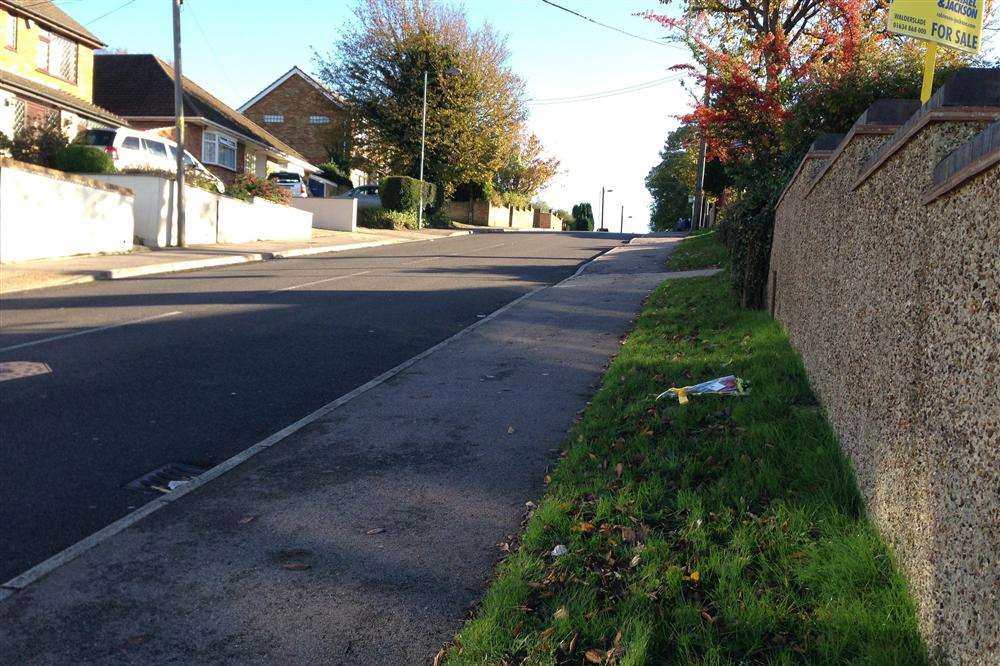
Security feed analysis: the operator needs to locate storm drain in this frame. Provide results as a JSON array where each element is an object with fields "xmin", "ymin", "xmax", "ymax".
[{"xmin": 127, "ymin": 463, "xmax": 209, "ymax": 494}]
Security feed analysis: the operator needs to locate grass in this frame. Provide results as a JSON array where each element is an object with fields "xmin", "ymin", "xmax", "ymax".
[
  {"xmin": 669, "ymin": 231, "xmax": 729, "ymax": 271},
  {"xmin": 442, "ymin": 271, "xmax": 925, "ymax": 665}
]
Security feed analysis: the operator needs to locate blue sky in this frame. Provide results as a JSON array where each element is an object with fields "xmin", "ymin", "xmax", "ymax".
[{"xmin": 66, "ymin": 0, "xmax": 691, "ymax": 233}]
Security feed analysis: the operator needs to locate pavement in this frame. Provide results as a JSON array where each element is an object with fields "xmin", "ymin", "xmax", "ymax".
[
  {"xmin": 0, "ymin": 227, "xmax": 469, "ymax": 294},
  {"xmin": 0, "ymin": 234, "xmax": 683, "ymax": 665}
]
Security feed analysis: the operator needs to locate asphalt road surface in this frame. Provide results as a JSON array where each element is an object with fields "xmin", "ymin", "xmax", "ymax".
[{"xmin": 0, "ymin": 232, "xmax": 627, "ymax": 582}]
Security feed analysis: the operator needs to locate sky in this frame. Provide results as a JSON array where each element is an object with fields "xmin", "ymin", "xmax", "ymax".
[
  {"xmin": 61, "ymin": 0, "xmax": 691, "ymax": 234},
  {"xmin": 59, "ymin": 0, "xmax": 998, "ymax": 234}
]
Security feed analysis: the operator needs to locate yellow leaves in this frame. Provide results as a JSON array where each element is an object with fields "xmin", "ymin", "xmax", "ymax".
[
  {"xmin": 573, "ymin": 521, "xmax": 596, "ymax": 534},
  {"xmin": 690, "ymin": 570, "xmax": 701, "ymax": 582},
  {"xmin": 585, "ymin": 648, "xmax": 607, "ymax": 663}
]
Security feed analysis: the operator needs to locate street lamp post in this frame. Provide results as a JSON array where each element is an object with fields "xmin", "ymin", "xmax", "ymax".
[
  {"xmin": 418, "ymin": 66, "xmax": 461, "ymax": 230},
  {"xmin": 619, "ymin": 206, "xmax": 632, "ymax": 234},
  {"xmin": 600, "ymin": 186, "xmax": 613, "ymax": 232}
]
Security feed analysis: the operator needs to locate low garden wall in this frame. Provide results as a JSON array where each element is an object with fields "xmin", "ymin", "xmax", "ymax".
[
  {"xmin": 91, "ymin": 175, "xmax": 312, "ymax": 248},
  {"xmin": 768, "ymin": 68, "xmax": 999, "ymax": 664},
  {"xmin": 0, "ymin": 158, "xmax": 133, "ymax": 262},
  {"xmin": 447, "ymin": 199, "xmax": 535, "ymax": 228},
  {"xmin": 292, "ymin": 197, "xmax": 357, "ymax": 232}
]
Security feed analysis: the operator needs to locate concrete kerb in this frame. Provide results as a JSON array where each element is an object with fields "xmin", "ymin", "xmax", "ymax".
[{"xmin": 0, "ymin": 240, "xmax": 625, "ymax": 600}]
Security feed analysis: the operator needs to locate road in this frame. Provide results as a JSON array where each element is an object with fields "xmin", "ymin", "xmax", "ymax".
[{"xmin": 0, "ymin": 232, "xmax": 627, "ymax": 582}]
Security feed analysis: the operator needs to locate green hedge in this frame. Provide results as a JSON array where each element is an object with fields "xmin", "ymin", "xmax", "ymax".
[
  {"xmin": 52, "ymin": 144, "xmax": 115, "ymax": 174},
  {"xmin": 380, "ymin": 176, "xmax": 436, "ymax": 213}
]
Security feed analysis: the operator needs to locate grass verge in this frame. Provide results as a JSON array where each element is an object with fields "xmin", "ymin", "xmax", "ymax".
[
  {"xmin": 669, "ymin": 231, "xmax": 728, "ymax": 271},
  {"xmin": 443, "ymin": 272, "xmax": 924, "ymax": 665}
]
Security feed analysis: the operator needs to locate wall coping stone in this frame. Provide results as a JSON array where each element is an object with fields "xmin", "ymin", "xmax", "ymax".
[
  {"xmin": 804, "ymin": 99, "xmax": 920, "ymax": 197},
  {"xmin": 810, "ymin": 133, "xmax": 846, "ymax": 152},
  {"xmin": 922, "ymin": 119, "xmax": 1000, "ymax": 204},
  {"xmin": 0, "ymin": 158, "xmax": 134, "ymax": 197},
  {"xmin": 853, "ymin": 68, "xmax": 1000, "ymax": 190}
]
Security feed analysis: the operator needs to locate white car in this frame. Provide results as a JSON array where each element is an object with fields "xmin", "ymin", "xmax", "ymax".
[
  {"xmin": 78, "ymin": 127, "xmax": 225, "ymax": 193},
  {"xmin": 267, "ymin": 171, "xmax": 309, "ymax": 198}
]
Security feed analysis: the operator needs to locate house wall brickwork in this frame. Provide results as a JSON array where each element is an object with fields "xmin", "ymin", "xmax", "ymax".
[
  {"xmin": 242, "ymin": 72, "xmax": 348, "ymax": 167},
  {"xmin": 769, "ymin": 82, "xmax": 999, "ymax": 664}
]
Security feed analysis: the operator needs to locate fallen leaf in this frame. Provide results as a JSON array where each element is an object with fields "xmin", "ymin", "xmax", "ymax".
[
  {"xmin": 690, "ymin": 570, "xmax": 701, "ymax": 582},
  {"xmin": 507, "ymin": 425, "xmax": 516, "ymax": 434},
  {"xmin": 282, "ymin": 562, "xmax": 311, "ymax": 571},
  {"xmin": 614, "ymin": 462, "xmax": 623, "ymax": 479},
  {"xmin": 700, "ymin": 610, "xmax": 716, "ymax": 623},
  {"xmin": 573, "ymin": 521, "xmax": 595, "ymax": 533},
  {"xmin": 366, "ymin": 528, "xmax": 386, "ymax": 535},
  {"xmin": 433, "ymin": 648, "xmax": 446, "ymax": 666},
  {"xmin": 613, "ymin": 630, "xmax": 623, "ymax": 648},
  {"xmin": 554, "ymin": 606, "xmax": 569, "ymax": 621},
  {"xmin": 585, "ymin": 648, "xmax": 607, "ymax": 663},
  {"xmin": 238, "ymin": 515, "xmax": 256, "ymax": 525},
  {"xmin": 621, "ymin": 527, "xmax": 637, "ymax": 543},
  {"xmin": 630, "ymin": 553, "xmax": 642, "ymax": 567}
]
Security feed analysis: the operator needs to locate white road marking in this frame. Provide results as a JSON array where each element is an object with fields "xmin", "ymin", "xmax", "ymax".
[
  {"xmin": 272, "ymin": 270, "xmax": 372, "ymax": 293},
  {"xmin": 0, "ymin": 311, "xmax": 183, "ymax": 354},
  {"xmin": 0, "ymin": 362, "xmax": 52, "ymax": 383}
]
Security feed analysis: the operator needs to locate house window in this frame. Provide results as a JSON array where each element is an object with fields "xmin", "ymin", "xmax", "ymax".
[
  {"xmin": 263, "ymin": 114, "xmax": 284, "ymax": 124},
  {"xmin": 6, "ymin": 13, "xmax": 17, "ymax": 50},
  {"xmin": 202, "ymin": 131, "xmax": 238, "ymax": 171},
  {"xmin": 309, "ymin": 115, "xmax": 331, "ymax": 125},
  {"xmin": 36, "ymin": 30, "xmax": 77, "ymax": 83}
]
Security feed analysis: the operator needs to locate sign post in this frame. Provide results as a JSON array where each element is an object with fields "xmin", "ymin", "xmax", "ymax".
[{"xmin": 886, "ymin": 0, "xmax": 984, "ymax": 103}]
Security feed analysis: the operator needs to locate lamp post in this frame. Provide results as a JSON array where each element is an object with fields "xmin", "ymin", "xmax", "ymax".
[
  {"xmin": 418, "ymin": 65, "xmax": 461, "ymax": 230},
  {"xmin": 172, "ymin": 0, "xmax": 186, "ymax": 246},
  {"xmin": 620, "ymin": 206, "xmax": 632, "ymax": 234},
  {"xmin": 600, "ymin": 186, "xmax": 613, "ymax": 232}
]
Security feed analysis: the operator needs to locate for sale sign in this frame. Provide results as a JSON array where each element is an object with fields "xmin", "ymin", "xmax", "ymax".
[{"xmin": 887, "ymin": 0, "xmax": 985, "ymax": 54}]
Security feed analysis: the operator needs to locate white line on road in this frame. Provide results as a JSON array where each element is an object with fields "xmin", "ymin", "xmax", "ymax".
[
  {"xmin": 0, "ymin": 311, "xmax": 183, "ymax": 354},
  {"xmin": 271, "ymin": 271, "xmax": 373, "ymax": 293}
]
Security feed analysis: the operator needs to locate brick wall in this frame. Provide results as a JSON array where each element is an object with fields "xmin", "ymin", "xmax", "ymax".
[{"xmin": 243, "ymin": 73, "xmax": 348, "ymax": 166}]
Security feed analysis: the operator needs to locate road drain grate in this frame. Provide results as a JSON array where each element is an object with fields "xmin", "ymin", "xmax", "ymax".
[{"xmin": 127, "ymin": 463, "xmax": 208, "ymax": 494}]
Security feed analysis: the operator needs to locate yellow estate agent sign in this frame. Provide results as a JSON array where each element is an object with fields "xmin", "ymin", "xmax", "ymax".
[
  {"xmin": 887, "ymin": 0, "xmax": 985, "ymax": 54},
  {"xmin": 887, "ymin": 0, "xmax": 985, "ymax": 102}
]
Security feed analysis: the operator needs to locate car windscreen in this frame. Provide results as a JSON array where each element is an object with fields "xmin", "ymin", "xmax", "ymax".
[
  {"xmin": 269, "ymin": 173, "xmax": 301, "ymax": 183},
  {"xmin": 81, "ymin": 129, "xmax": 115, "ymax": 146}
]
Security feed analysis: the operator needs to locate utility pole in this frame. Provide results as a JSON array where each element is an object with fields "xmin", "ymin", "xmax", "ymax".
[
  {"xmin": 172, "ymin": 0, "xmax": 186, "ymax": 246},
  {"xmin": 619, "ymin": 205, "xmax": 624, "ymax": 234},
  {"xmin": 600, "ymin": 186, "xmax": 613, "ymax": 231},
  {"xmin": 417, "ymin": 70, "xmax": 428, "ymax": 230},
  {"xmin": 692, "ymin": 68, "xmax": 710, "ymax": 231}
]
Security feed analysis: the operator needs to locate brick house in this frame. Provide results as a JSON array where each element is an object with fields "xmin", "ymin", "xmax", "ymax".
[
  {"xmin": 0, "ymin": 0, "xmax": 124, "ymax": 138},
  {"xmin": 92, "ymin": 54, "xmax": 316, "ymax": 187},
  {"xmin": 239, "ymin": 67, "xmax": 369, "ymax": 194}
]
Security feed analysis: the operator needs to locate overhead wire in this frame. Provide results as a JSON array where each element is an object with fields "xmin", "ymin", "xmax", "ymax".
[
  {"xmin": 528, "ymin": 74, "xmax": 684, "ymax": 105},
  {"xmin": 538, "ymin": 0, "xmax": 680, "ymax": 49}
]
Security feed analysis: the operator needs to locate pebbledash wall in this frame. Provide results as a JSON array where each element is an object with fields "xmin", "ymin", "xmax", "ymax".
[{"xmin": 769, "ymin": 68, "xmax": 999, "ymax": 664}]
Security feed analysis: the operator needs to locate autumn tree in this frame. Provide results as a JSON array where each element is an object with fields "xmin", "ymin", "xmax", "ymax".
[
  {"xmin": 493, "ymin": 132, "xmax": 560, "ymax": 203},
  {"xmin": 316, "ymin": 0, "xmax": 529, "ymax": 195}
]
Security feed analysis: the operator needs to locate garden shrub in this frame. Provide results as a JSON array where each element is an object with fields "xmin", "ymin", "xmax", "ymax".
[
  {"xmin": 358, "ymin": 207, "xmax": 418, "ymax": 230},
  {"xmin": 52, "ymin": 145, "xmax": 115, "ymax": 174},
  {"xmin": 380, "ymin": 175, "xmax": 435, "ymax": 213},
  {"xmin": 318, "ymin": 162, "xmax": 353, "ymax": 189},
  {"xmin": 227, "ymin": 173, "xmax": 291, "ymax": 205},
  {"xmin": 0, "ymin": 121, "xmax": 69, "ymax": 168}
]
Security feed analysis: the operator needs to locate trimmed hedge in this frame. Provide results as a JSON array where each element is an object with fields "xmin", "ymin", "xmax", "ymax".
[
  {"xmin": 52, "ymin": 144, "xmax": 115, "ymax": 174},
  {"xmin": 380, "ymin": 175, "xmax": 436, "ymax": 213}
]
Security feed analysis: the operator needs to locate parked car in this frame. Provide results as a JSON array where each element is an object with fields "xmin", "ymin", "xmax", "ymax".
[
  {"xmin": 78, "ymin": 127, "xmax": 224, "ymax": 193},
  {"xmin": 337, "ymin": 185, "xmax": 381, "ymax": 210},
  {"xmin": 267, "ymin": 171, "xmax": 309, "ymax": 198}
]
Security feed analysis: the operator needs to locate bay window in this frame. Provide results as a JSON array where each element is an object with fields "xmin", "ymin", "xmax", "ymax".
[{"xmin": 202, "ymin": 131, "xmax": 238, "ymax": 171}]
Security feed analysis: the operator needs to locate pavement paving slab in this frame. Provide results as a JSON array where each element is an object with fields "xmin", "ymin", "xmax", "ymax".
[{"xmin": 0, "ymin": 237, "xmax": 682, "ymax": 665}]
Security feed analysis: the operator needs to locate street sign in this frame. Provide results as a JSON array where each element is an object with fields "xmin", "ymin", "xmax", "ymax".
[
  {"xmin": 887, "ymin": 0, "xmax": 984, "ymax": 54},
  {"xmin": 886, "ymin": 0, "xmax": 985, "ymax": 103}
]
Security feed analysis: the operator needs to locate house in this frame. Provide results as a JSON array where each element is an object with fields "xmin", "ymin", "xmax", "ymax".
[
  {"xmin": 0, "ymin": 0, "xmax": 125, "ymax": 138},
  {"xmin": 92, "ymin": 54, "xmax": 317, "ymax": 187},
  {"xmin": 239, "ymin": 66, "xmax": 369, "ymax": 195}
]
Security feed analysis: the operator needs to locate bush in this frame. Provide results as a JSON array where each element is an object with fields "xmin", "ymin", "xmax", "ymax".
[
  {"xmin": 454, "ymin": 180, "xmax": 495, "ymax": 202},
  {"xmin": 52, "ymin": 144, "xmax": 115, "ymax": 174},
  {"xmin": 227, "ymin": 173, "xmax": 291, "ymax": 205},
  {"xmin": 380, "ymin": 175, "xmax": 436, "ymax": 213},
  {"xmin": 358, "ymin": 207, "xmax": 418, "ymax": 230},
  {"xmin": 317, "ymin": 161, "xmax": 353, "ymax": 189},
  {"xmin": 716, "ymin": 193, "xmax": 774, "ymax": 309},
  {"xmin": 0, "ymin": 121, "xmax": 68, "ymax": 168}
]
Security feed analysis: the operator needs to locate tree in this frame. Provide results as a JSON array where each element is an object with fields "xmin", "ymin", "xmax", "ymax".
[
  {"xmin": 571, "ymin": 202, "xmax": 594, "ymax": 232},
  {"xmin": 493, "ymin": 132, "xmax": 560, "ymax": 200},
  {"xmin": 646, "ymin": 125, "xmax": 697, "ymax": 231},
  {"xmin": 317, "ymin": 0, "xmax": 528, "ymax": 193}
]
